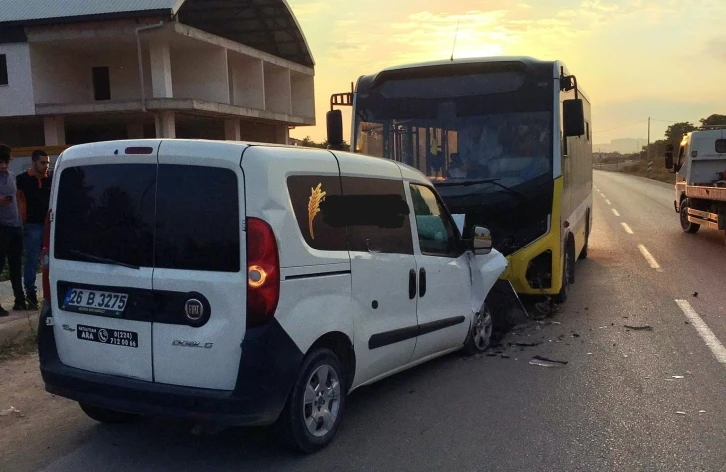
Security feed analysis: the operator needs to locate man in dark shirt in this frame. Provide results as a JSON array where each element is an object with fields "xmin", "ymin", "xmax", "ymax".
[
  {"xmin": 0, "ymin": 145, "xmax": 26, "ymax": 316},
  {"xmin": 17, "ymin": 150, "xmax": 52, "ymax": 310}
]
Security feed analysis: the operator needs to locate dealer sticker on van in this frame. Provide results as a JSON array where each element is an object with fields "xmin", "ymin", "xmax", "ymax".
[
  {"xmin": 76, "ymin": 325, "xmax": 138, "ymax": 348},
  {"xmin": 63, "ymin": 288, "xmax": 128, "ymax": 317}
]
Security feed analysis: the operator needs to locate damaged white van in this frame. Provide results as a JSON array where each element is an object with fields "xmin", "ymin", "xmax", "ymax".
[{"xmin": 37, "ymin": 139, "xmax": 509, "ymax": 453}]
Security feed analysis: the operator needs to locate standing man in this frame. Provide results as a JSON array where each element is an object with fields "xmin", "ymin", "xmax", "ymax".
[
  {"xmin": 0, "ymin": 144, "xmax": 26, "ymax": 316},
  {"xmin": 17, "ymin": 149, "xmax": 52, "ymax": 310}
]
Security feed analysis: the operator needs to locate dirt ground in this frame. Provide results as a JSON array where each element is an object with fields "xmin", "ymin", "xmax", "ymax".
[{"xmin": 0, "ymin": 350, "xmax": 96, "ymax": 472}]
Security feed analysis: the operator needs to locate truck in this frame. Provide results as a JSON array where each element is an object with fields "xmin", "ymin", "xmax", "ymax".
[{"xmin": 665, "ymin": 125, "xmax": 726, "ymax": 236}]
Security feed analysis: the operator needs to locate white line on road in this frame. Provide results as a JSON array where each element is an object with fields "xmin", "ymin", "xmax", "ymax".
[
  {"xmin": 605, "ymin": 199, "xmax": 612, "ymax": 205},
  {"xmin": 601, "ymin": 193, "xmax": 607, "ymax": 199},
  {"xmin": 621, "ymin": 222, "xmax": 634, "ymax": 234},
  {"xmin": 638, "ymin": 244, "xmax": 662, "ymax": 271},
  {"xmin": 612, "ymin": 209, "xmax": 620, "ymax": 217},
  {"xmin": 676, "ymin": 300, "xmax": 726, "ymax": 365}
]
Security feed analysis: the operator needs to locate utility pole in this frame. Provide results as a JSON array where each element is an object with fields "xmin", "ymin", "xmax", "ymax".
[{"xmin": 647, "ymin": 117, "xmax": 651, "ymax": 161}]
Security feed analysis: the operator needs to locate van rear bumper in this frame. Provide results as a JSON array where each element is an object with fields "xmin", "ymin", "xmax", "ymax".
[{"xmin": 37, "ymin": 303, "xmax": 304, "ymax": 427}]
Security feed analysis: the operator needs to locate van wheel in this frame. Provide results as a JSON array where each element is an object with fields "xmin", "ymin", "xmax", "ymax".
[
  {"xmin": 79, "ymin": 403, "xmax": 139, "ymax": 424},
  {"xmin": 680, "ymin": 199, "xmax": 700, "ymax": 234},
  {"xmin": 277, "ymin": 348, "xmax": 346, "ymax": 454},
  {"xmin": 464, "ymin": 304, "xmax": 493, "ymax": 355}
]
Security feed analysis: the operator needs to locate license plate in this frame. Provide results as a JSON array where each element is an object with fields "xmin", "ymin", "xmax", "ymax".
[
  {"xmin": 77, "ymin": 324, "xmax": 138, "ymax": 348},
  {"xmin": 63, "ymin": 288, "xmax": 128, "ymax": 317}
]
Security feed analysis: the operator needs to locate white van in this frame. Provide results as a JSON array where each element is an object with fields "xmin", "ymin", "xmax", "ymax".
[{"xmin": 37, "ymin": 139, "xmax": 509, "ymax": 453}]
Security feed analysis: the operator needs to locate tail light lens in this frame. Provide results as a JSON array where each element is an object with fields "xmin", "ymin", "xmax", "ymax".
[
  {"xmin": 41, "ymin": 210, "xmax": 51, "ymax": 303},
  {"xmin": 246, "ymin": 217, "xmax": 280, "ymax": 329}
]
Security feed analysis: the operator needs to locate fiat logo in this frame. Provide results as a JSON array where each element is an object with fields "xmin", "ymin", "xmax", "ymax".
[{"xmin": 184, "ymin": 299, "xmax": 204, "ymax": 321}]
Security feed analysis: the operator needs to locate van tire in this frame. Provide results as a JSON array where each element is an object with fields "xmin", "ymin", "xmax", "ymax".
[
  {"xmin": 277, "ymin": 348, "xmax": 346, "ymax": 454},
  {"xmin": 463, "ymin": 304, "xmax": 493, "ymax": 355},
  {"xmin": 78, "ymin": 403, "xmax": 139, "ymax": 424}
]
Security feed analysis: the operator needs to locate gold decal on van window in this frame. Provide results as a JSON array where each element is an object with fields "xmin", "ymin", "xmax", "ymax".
[{"xmin": 308, "ymin": 183, "xmax": 326, "ymax": 239}]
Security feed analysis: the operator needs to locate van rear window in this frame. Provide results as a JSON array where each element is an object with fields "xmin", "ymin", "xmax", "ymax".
[
  {"xmin": 55, "ymin": 164, "xmax": 156, "ymax": 268},
  {"xmin": 55, "ymin": 164, "xmax": 240, "ymax": 272},
  {"xmin": 155, "ymin": 165, "xmax": 240, "ymax": 272},
  {"xmin": 716, "ymin": 139, "xmax": 726, "ymax": 154}
]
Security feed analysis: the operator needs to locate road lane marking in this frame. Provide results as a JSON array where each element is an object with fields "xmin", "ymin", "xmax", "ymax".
[
  {"xmin": 601, "ymin": 193, "xmax": 607, "ymax": 199},
  {"xmin": 621, "ymin": 222, "xmax": 634, "ymax": 234},
  {"xmin": 612, "ymin": 209, "xmax": 620, "ymax": 217},
  {"xmin": 676, "ymin": 300, "xmax": 726, "ymax": 365},
  {"xmin": 605, "ymin": 199, "xmax": 612, "ymax": 205},
  {"xmin": 638, "ymin": 244, "xmax": 662, "ymax": 271}
]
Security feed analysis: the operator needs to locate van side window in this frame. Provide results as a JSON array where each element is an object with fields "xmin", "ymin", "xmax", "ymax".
[
  {"xmin": 409, "ymin": 184, "xmax": 461, "ymax": 257},
  {"xmin": 54, "ymin": 164, "xmax": 156, "ymax": 268},
  {"xmin": 155, "ymin": 165, "xmax": 240, "ymax": 272},
  {"xmin": 716, "ymin": 139, "xmax": 726, "ymax": 154},
  {"xmin": 341, "ymin": 176, "xmax": 414, "ymax": 255},
  {"xmin": 286, "ymin": 175, "xmax": 348, "ymax": 251}
]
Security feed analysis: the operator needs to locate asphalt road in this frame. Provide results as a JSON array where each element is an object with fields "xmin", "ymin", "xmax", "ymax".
[{"xmin": 3, "ymin": 170, "xmax": 726, "ymax": 472}]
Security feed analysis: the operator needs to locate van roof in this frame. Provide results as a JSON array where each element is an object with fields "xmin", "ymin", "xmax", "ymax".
[{"xmin": 57, "ymin": 139, "xmax": 433, "ymax": 185}]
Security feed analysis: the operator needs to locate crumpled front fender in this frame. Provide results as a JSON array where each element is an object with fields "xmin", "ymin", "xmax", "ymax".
[{"xmin": 468, "ymin": 248, "xmax": 509, "ymax": 314}]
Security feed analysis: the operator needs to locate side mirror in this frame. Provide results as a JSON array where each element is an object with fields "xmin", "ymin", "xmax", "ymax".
[
  {"xmin": 664, "ymin": 151, "xmax": 674, "ymax": 169},
  {"xmin": 563, "ymin": 99, "xmax": 585, "ymax": 137},
  {"xmin": 326, "ymin": 110, "xmax": 344, "ymax": 151},
  {"xmin": 471, "ymin": 226, "xmax": 492, "ymax": 255}
]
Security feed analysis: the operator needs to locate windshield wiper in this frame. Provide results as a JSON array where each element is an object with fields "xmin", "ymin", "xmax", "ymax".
[
  {"xmin": 69, "ymin": 250, "xmax": 140, "ymax": 270},
  {"xmin": 434, "ymin": 179, "xmax": 526, "ymax": 199}
]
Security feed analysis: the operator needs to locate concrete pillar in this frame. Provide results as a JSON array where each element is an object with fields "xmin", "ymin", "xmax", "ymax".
[
  {"xmin": 127, "ymin": 122, "xmax": 145, "ymax": 139},
  {"xmin": 154, "ymin": 111, "xmax": 176, "ymax": 139},
  {"xmin": 150, "ymin": 41, "xmax": 173, "ymax": 98},
  {"xmin": 275, "ymin": 124, "xmax": 289, "ymax": 145},
  {"xmin": 43, "ymin": 116, "xmax": 66, "ymax": 146},
  {"xmin": 224, "ymin": 119, "xmax": 241, "ymax": 141}
]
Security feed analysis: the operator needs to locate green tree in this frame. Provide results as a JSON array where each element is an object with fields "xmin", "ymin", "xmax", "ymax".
[
  {"xmin": 665, "ymin": 122, "xmax": 697, "ymax": 146},
  {"xmin": 700, "ymin": 114, "xmax": 726, "ymax": 127}
]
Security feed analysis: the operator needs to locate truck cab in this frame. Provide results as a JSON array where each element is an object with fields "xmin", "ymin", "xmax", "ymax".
[{"xmin": 666, "ymin": 126, "xmax": 726, "ymax": 234}]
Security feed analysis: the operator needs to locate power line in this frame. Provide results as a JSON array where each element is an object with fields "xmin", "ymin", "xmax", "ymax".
[{"xmin": 593, "ymin": 119, "xmax": 648, "ymax": 134}]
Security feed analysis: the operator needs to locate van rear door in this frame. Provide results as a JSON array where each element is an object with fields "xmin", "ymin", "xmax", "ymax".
[
  {"xmin": 152, "ymin": 141, "xmax": 247, "ymax": 391},
  {"xmin": 50, "ymin": 141, "xmax": 160, "ymax": 382}
]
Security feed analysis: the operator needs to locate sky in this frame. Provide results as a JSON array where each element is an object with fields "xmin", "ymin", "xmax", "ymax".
[{"xmin": 286, "ymin": 0, "xmax": 726, "ymax": 146}]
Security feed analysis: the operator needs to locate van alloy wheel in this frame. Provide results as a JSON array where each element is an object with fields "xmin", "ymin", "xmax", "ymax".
[
  {"xmin": 464, "ymin": 305, "xmax": 493, "ymax": 355},
  {"xmin": 303, "ymin": 364, "xmax": 342, "ymax": 438},
  {"xmin": 472, "ymin": 307, "xmax": 493, "ymax": 351}
]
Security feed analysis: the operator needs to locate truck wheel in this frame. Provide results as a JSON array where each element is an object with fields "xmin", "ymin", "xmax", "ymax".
[
  {"xmin": 680, "ymin": 200, "xmax": 700, "ymax": 234},
  {"xmin": 79, "ymin": 403, "xmax": 139, "ymax": 424},
  {"xmin": 276, "ymin": 348, "xmax": 346, "ymax": 454}
]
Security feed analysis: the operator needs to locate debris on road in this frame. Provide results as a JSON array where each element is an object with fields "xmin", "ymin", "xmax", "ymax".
[
  {"xmin": 512, "ymin": 342, "xmax": 542, "ymax": 347},
  {"xmin": 693, "ymin": 292, "xmax": 698, "ymax": 298},
  {"xmin": 676, "ymin": 411, "xmax": 687, "ymax": 415},
  {"xmin": 0, "ymin": 406, "xmax": 20, "ymax": 416},
  {"xmin": 624, "ymin": 325, "xmax": 653, "ymax": 331},
  {"xmin": 672, "ymin": 375, "xmax": 685, "ymax": 379},
  {"xmin": 699, "ymin": 410, "xmax": 706, "ymax": 414},
  {"xmin": 530, "ymin": 355, "xmax": 568, "ymax": 366}
]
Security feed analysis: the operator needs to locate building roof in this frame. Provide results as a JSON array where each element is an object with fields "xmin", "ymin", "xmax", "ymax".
[{"xmin": 0, "ymin": 0, "xmax": 314, "ymax": 67}]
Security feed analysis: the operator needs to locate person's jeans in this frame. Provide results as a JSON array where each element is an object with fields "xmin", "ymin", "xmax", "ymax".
[
  {"xmin": 0, "ymin": 225, "xmax": 25, "ymax": 304},
  {"xmin": 23, "ymin": 223, "xmax": 43, "ymax": 299}
]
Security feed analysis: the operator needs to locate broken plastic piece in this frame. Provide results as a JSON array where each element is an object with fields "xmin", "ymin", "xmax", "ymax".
[
  {"xmin": 672, "ymin": 375, "xmax": 684, "ymax": 379},
  {"xmin": 699, "ymin": 410, "xmax": 706, "ymax": 413},
  {"xmin": 676, "ymin": 411, "xmax": 686, "ymax": 415},
  {"xmin": 532, "ymin": 355, "xmax": 568, "ymax": 365},
  {"xmin": 0, "ymin": 406, "xmax": 20, "ymax": 416},
  {"xmin": 513, "ymin": 342, "xmax": 542, "ymax": 347},
  {"xmin": 624, "ymin": 325, "xmax": 653, "ymax": 331}
]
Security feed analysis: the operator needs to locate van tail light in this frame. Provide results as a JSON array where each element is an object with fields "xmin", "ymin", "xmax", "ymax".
[
  {"xmin": 246, "ymin": 217, "xmax": 280, "ymax": 329},
  {"xmin": 41, "ymin": 210, "xmax": 51, "ymax": 303}
]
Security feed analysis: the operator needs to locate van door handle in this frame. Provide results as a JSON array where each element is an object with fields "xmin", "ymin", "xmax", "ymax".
[
  {"xmin": 419, "ymin": 268, "xmax": 427, "ymax": 298},
  {"xmin": 409, "ymin": 269, "xmax": 416, "ymax": 300}
]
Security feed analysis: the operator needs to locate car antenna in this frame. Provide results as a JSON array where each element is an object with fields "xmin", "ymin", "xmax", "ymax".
[{"xmin": 450, "ymin": 18, "xmax": 460, "ymax": 62}]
